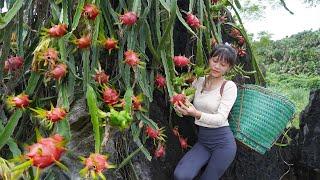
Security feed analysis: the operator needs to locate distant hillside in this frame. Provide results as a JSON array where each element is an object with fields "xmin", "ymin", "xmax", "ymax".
[
  {"xmin": 251, "ymin": 29, "xmax": 320, "ymax": 129},
  {"xmin": 252, "ymin": 29, "xmax": 320, "ymax": 90},
  {"xmin": 254, "ymin": 29, "xmax": 320, "ymax": 76}
]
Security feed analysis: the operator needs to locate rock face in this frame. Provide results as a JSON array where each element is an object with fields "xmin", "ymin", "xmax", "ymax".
[
  {"xmin": 296, "ymin": 89, "xmax": 320, "ymax": 179},
  {"xmin": 221, "ymin": 141, "xmax": 297, "ymax": 180}
]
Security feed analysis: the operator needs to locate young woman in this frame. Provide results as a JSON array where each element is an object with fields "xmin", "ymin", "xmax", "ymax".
[{"xmin": 174, "ymin": 44, "xmax": 238, "ymax": 180}]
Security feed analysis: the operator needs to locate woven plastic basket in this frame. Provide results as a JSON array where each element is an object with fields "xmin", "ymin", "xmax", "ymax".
[{"xmin": 229, "ymin": 84, "xmax": 296, "ymax": 154}]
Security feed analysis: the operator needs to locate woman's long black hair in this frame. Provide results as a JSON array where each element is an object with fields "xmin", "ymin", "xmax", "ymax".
[{"xmin": 209, "ymin": 44, "xmax": 237, "ymax": 67}]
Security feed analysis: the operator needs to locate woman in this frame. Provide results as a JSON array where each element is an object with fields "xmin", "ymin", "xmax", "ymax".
[{"xmin": 174, "ymin": 44, "xmax": 238, "ymax": 180}]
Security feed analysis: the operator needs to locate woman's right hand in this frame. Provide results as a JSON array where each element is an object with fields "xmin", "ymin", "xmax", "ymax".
[
  {"xmin": 174, "ymin": 100, "xmax": 201, "ymax": 119},
  {"xmin": 173, "ymin": 105, "xmax": 184, "ymax": 117}
]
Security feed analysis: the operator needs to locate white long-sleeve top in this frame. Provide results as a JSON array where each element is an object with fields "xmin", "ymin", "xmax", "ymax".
[{"xmin": 191, "ymin": 77, "xmax": 237, "ymax": 128}]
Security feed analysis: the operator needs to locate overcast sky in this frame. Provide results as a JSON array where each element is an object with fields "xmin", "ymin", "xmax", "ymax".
[{"xmin": 242, "ymin": 0, "xmax": 320, "ymax": 40}]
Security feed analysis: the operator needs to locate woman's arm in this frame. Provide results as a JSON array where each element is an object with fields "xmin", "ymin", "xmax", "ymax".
[{"xmin": 176, "ymin": 81, "xmax": 237, "ymax": 128}]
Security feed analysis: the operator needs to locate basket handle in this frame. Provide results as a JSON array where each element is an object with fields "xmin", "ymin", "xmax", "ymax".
[
  {"xmin": 273, "ymin": 119, "xmax": 294, "ymax": 147},
  {"xmin": 236, "ymin": 89, "xmax": 245, "ymax": 132}
]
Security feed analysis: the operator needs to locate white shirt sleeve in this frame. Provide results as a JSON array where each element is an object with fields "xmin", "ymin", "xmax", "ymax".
[{"xmin": 196, "ymin": 81, "xmax": 237, "ymax": 127}]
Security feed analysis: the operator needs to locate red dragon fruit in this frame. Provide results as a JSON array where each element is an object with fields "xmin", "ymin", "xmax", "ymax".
[
  {"xmin": 172, "ymin": 126, "xmax": 180, "ymax": 137},
  {"xmin": 179, "ymin": 136, "xmax": 189, "ymax": 150},
  {"xmin": 119, "ymin": 11, "xmax": 138, "ymax": 26},
  {"xmin": 154, "ymin": 144, "xmax": 166, "ymax": 158},
  {"xmin": 80, "ymin": 153, "xmax": 115, "ymax": 179},
  {"xmin": 50, "ymin": 63, "xmax": 68, "ymax": 80},
  {"xmin": 94, "ymin": 70, "xmax": 109, "ymax": 84},
  {"xmin": 145, "ymin": 126, "xmax": 160, "ymax": 139},
  {"xmin": 47, "ymin": 24, "xmax": 67, "ymax": 37},
  {"xmin": 37, "ymin": 134, "xmax": 65, "ymax": 161},
  {"xmin": 186, "ymin": 13, "xmax": 201, "ymax": 29},
  {"xmin": 7, "ymin": 93, "xmax": 30, "ymax": 109},
  {"xmin": 103, "ymin": 38, "xmax": 118, "ymax": 53},
  {"xmin": 155, "ymin": 74, "xmax": 166, "ymax": 89},
  {"xmin": 31, "ymin": 105, "xmax": 68, "ymax": 128},
  {"xmin": 84, "ymin": 154, "xmax": 114, "ymax": 173},
  {"xmin": 124, "ymin": 50, "xmax": 141, "ymax": 67},
  {"xmin": 46, "ymin": 107, "xmax": 67, "ymax": 122},
  {"xmin": 82, "ymin": 4, "xmax": 99, "ymax": 20},
  {"xmin": 102, "ymin": 86, "xmax": 119, "ymax": 106},
  {"xmin": 173, "ymin": 56, "xmax": 190, "ymax": 67},
  {"xmin": 26, "ymin": 134, "xmax": 65, "ymax": 169},
  {"xmin": 4, "ymin": 56, "xmax": 24, "ymax": 72},
  {"xmin": 170, "ymin": 93, "xmax": 187, "ymax": 106},
  {"xmin": 76, "ymin": 35, "xmax": 91, "ymax": 49},
  {"xmin": 237, "ymin": 47, "xmax": 247, "ymax": 57},
  {"xmin": 145, "ymin": 126, "xmax": 166, "ymax": 142}
]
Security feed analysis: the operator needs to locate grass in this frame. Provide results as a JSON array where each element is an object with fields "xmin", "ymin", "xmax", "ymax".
[{"xmin": 265, "ymin": 72, "xmax": 314, "ymax": 129}]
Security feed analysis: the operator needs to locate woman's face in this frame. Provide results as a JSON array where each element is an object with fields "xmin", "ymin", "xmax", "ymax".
[{"xmin": 208, "ymin": 56, "xmax": 231, "ymax": 78}]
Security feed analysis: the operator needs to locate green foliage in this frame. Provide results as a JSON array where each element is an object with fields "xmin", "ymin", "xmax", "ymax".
[
  {"xmin": 253, "ymin": 29, "xmax": 320, "ymax": 76},
  {"xmin": 238, "ymin": 0, "xmax": 266, "ymax": 20},
  {"xmin": 0, "ymin": 110, "xmax": 22, "ymax": 150},
  {"xmin": 86, "ymin": 85, "xmax": 104, "ymax": 153},
  {"xmin": 266, "ymin": 71, "xmax": 320, "ymax": 90},
  {"xmin": 266, "ymin": 72, "xmax": 316, "ymax": 129},
  {"xmin": 0, "ymin": 0, "xmax": 24, "ymax": 29},
  {"xmin": 254, "ymin": 29, "xmax": 320, "ymax": 129}
]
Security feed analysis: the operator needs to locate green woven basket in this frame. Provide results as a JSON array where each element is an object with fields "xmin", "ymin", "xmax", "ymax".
[{"xmin": 229, "ymin": 84, "xmax": 296, "ymax": 154}]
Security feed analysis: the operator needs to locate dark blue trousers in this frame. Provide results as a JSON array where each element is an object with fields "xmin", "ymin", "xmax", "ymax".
[{"xmin": 174, "ymin": 126, "xmax": 237, "ymax": 180}]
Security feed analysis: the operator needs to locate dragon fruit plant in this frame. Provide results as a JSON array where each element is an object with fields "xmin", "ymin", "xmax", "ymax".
[{"xmin": 0, "ymin": 0, "xmax": 262, "ymax": 178}]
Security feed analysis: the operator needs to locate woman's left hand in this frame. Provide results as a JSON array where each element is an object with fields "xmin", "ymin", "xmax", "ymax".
[{"xmin": 174, "ymin": 100, "xmax": 201, "ymax": 118}]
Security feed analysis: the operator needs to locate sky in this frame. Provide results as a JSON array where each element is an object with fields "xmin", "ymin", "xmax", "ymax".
[{"xmin": 242, "ymin": 0, "xmax": 320, "ymax": 40}]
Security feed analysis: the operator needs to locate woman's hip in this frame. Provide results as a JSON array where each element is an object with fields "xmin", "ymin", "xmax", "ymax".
[{"xmin": 197, "ymin": 126, "xmax": 236, "ymax": 149}]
